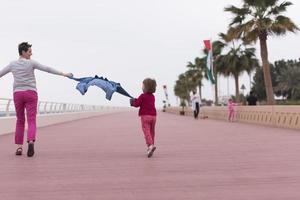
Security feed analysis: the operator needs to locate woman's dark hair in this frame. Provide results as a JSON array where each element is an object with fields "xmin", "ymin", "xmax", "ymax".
[
  {"xmin": 18, "ymin": 42, "xmax": 32, "ymax": 56},
  {"xmin": 143, "ymin": 78, "xmax": 156, "ymax": 93}
]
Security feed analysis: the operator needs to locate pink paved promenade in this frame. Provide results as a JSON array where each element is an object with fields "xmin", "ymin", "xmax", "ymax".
[{"xmin": 1, "ymin": 111, "xmax": 300, "ymax": 200}]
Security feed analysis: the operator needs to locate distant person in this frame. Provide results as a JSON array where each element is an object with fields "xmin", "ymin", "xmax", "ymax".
[
  {"xmin": 0, "ymin": 42, "xmax": 73, "ymax": 157},
  {"xmin": 191, "ymin": 90, "xmax": 200, "ymax": 119},
  {"xmin": 130, "ymin": 78, "xmax": 157, "ymax": 158},
  {"xmin": 228, "ymin": 98, "xmax": 237, "ymax": 122},
  {"xmin": 247, "ymin": 91, "xmax": 258, "ymax": 106}
]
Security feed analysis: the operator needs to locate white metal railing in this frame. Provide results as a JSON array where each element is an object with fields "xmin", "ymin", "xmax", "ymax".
[{"xmin": 0, "ymin": 97, "xmax": 111, "ymax": 117}]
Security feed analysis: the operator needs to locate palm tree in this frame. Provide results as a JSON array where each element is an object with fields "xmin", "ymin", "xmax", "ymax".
[
  {"xmin": 186, "ymin": 57, "xmax": 208, "ymax": 100},
  {"xmin": 218, "ymin": 43, "xmax": 259, "ymax": 102},
  {"xmin": 174, "ymin": 73, "xmax": 195, "ymax": 104},
  {"xmin": 217, "ymin": 32, "xmax": 259, "ymax": 101},
  {"xmin": 225, "ymin": 0, "xmax": 299, "ymax": 105}
]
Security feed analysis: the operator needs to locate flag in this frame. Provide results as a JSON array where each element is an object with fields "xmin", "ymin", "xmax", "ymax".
[
  {"xmin": 204, "ymin": 40, "xmax": 211, "ymax": 50},
  {"xmin": 203, "ymin": 40, "xmax": 215, "ymax": 84}
]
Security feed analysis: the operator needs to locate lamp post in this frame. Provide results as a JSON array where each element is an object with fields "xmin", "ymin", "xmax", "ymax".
[{"xmin": 241, "ymin": 84, "xmax": 246, "ymax": 96}]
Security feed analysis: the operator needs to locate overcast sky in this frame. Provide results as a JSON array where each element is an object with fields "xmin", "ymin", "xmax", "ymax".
[{"xmin": 0, "ymin": 0, "xmax": 299, "ymax": 107}]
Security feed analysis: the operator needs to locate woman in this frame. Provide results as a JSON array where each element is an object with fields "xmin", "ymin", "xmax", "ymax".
[{"xmin": 0, "ymin": 42, "xmax": 73, "ymax": 157}]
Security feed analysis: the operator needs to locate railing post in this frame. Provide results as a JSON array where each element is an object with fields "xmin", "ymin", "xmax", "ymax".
[
  {"xmin": 6, "ymin": 99, "xmax": 12, "ymax": 117},
  {"xmin": 53, "ymin": 103, "xmax": 57, "ymax": 113},
  {"xmin": 44, "ymin": 102, "xmax": 48, "ymax": 114},
  {"xmin": 58, "ymin": 103, "xmax": 62, "ymax": 113},
  {"xmin": 38, "ymin": 101, "xmax": 41, "ymax": 115},
  {"xmin": 49, "ymin": 103, "xmax": 54, "ymax": 114},
  {"xmin": 60, "ymin": 103, "xmax": 64, "ymax": 113}
]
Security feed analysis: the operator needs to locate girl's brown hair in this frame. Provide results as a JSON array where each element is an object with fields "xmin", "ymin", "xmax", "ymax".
[{"xmin": 143, "ymin": 78, "xmax": 156, "ymax": 93}]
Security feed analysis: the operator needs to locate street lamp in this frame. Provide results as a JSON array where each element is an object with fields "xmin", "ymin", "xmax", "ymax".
[{"xmin": 241, "ymin": 84, "xmax": 246, "ymax": 96}]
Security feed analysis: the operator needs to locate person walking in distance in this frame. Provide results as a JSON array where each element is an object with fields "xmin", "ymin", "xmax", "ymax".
[
  {"xmin": 247, "ymin": 91, "xmax": 258, "ymax": 106},
  {"xmin": 191, "ymin": 90, "xmax": 200, "ymax": 119}
]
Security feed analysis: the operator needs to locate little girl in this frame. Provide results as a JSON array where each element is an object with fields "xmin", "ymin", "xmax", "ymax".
[
  {"xmin": 130, "ymin": 78, "xmax": 157, "ymax": 158},
  {"xmin": 228, "ymin": 98, "xmax": 237, "ymax": 122}
]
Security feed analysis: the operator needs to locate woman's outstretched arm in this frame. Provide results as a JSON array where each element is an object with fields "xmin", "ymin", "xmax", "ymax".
[
  {"xmin": 32, "ymin": 60, "xmax": 73, "ymax": 77},
  {"xmin": 0, "ymin": 65, "xmax": 11, "ymax": 78}
]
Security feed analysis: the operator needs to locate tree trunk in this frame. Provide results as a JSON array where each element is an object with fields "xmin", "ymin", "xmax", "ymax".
[
  {"xmin": 186, "ymin": 94, "xmax": 191, "ymax": 106},
  {"xmin": 291, "ymin": 88, "xmax": 296, "ymax": 100},
  {"xmin": 198, "ymin": 80, "xmax": 202, "ymax": 100},
  {"xmin": 234, "ymin": 74, "xmax": 240, "ymax": 103},
  {"xmin": 259, "ymin": 33, "xmax": 275, "ymax": 105},
  {"xmin": 214, "ymin": 75, "xmax": 218, "ymax": 105}
]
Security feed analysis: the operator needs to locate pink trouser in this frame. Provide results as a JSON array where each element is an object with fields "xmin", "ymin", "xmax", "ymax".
[
  {"xmin": 13, "ymin": 90, "xmax": 38, "ymax": 144},
  {"xmin": 228, "ymin": 110, "xmax": 235, "ymax": 120},
  {"xmin": 141, "ymin": 115, "xmax": 156, "ymax": 147}
]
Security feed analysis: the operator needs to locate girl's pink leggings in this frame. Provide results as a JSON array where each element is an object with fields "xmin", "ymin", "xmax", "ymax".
[
  {"xmin": 228, "ymin": 110, "xmax": 235, "ymax": 120},
  {"xmin": 141, "ymin": 115, "xmax": 156, "ymax": 147}
]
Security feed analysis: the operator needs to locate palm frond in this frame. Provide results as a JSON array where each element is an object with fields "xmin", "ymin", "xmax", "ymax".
[
  {"xmin": 260, "ymin": 17, "xmax": 273, "ymax": 28},
  {"xmin": 225, "ymin": 5, "xmax": 250, "ymax": 25},
  {"xmin": 226, "ymin": 27, "xmax": 244, "ymax": 41},
  {"xmin": 264, "ymin": 0, "xmax": 280, "ymax": 7},
  {"xmin": 267, "ymin": 1, "xmax": 292, "ymax": 15},
  {"xmin": 224, "ymin": 5, "xmax": 250, "ymax": 16},
  {"xmin": 244, "ymin": 0, "xmax": 269, "ymax": 7},
  {"xmin": 243, "ymin": 28, "xmax": 260, "ymax": 44},
  {"xmin": 270, "ymin": 15, "xmax": 300, "ymax": 35},
  {"xmin": 187, "ymin": 61, "xmax": 195, "ymax": 69}
]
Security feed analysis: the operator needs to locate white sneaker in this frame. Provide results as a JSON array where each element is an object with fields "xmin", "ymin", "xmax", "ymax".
[{"xmin": 147, "ymin": 145, "xmax": 156, "ymax": 158}]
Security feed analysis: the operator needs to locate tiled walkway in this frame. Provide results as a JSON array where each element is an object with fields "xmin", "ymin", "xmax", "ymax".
[{"xmin": 1, "ymin": 112, "xmax": 300, "ymax": 200}]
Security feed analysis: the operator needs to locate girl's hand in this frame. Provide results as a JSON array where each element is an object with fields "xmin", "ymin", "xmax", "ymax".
[{"xmin": 130, "ymin": 98, "xmax": 135, "ymax": 106}]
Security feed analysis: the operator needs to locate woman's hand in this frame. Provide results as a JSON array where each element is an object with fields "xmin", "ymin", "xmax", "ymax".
[{"xmin": 62, "ymin": 72, "xmax": 73, "ymax": 78}]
